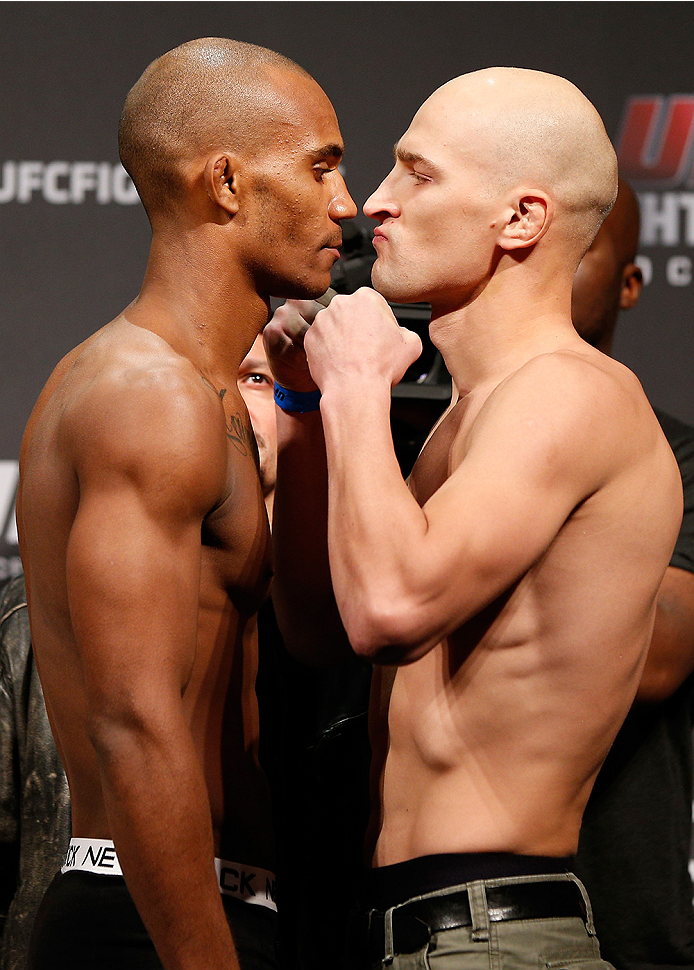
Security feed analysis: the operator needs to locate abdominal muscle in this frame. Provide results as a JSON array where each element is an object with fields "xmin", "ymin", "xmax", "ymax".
[
  {"xmin": 369, "ymin": 629, "xmax": 620, "ymax": 868},
  {"xmin": 46, "ymin": 592, "xmax": 273, "ymax": 870},
  {"xmin": 184, "ymin": 593, "xmax": 274, "ymax": 869}
]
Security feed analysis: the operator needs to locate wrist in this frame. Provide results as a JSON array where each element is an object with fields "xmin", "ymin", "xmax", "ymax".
[
  {"xmin": 320, "ymin": 375, "xmax": 392, "ymax": 406},
  {"xmin": 274, "ymin": 383, "xmax": 322, "ymax": 413}
]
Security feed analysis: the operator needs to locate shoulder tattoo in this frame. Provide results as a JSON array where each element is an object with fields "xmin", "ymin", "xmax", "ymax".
[{"xmin": 200, "ymin": 375, "xmax": 255, "ymax": 457}]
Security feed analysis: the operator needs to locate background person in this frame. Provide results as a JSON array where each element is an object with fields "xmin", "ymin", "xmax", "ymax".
[
  {"xmin": 0, "ymin": 576, "xmax": 69, "ymax": 970},
  {"xmin": 572, "ymin": 180, "xmax": 694, "ymax": 970},
  {"xmin": 237, "ymin": 336, "xmax": 278, "ymax": 524},
  {"xmin": 242, "ymin": 319, "xmax": 373, "ymax": 970}
]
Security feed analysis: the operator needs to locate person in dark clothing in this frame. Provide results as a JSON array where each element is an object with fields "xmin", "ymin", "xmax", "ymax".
[
  {"xmin": 572, "ymin": 179, "xmax": 694, "ymax": 970},
  {"xmin": 0, "ymin": 576, "xmax": 70, "ymax": 970}
]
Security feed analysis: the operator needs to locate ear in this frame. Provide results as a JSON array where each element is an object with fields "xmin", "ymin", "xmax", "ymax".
[
  {"xmin": 497, "ymin": 193, "xmax": 552, "ymax": 251},
  {"xmin": 619, "ymin": 262, "xmax": 643, "ymax": 310},
  {"xmin": 204, "ymin": 153, "xmax": 241, "ymax": 217}
]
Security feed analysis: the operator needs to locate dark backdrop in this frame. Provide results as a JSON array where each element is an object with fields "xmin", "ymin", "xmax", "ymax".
[{"xmin": 1, "ymin": 2, "xmax": 693, "ymax": 573}]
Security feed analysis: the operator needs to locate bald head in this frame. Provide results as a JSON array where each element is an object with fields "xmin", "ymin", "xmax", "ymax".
[
  {"xmin": 119, "ymin": 38, "xmax": 311, "ymax": 220},
  {"xmin": 422, "ymin": 68, "xmax": 618, "ymax": 257}
]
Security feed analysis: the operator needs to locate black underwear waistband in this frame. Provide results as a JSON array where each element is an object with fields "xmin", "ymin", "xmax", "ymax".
[{"xmin": 364, "ymin": 852, "xmax": 575, "ymax": 911}]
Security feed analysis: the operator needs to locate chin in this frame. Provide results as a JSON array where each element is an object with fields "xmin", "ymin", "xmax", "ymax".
[
  {"xmin": 371, "ymin": 264, "xmax": 425, "ymax": 305},
  {"xmin": 269, "ymin": 274, "xmax": 331, "ymax": 302}
]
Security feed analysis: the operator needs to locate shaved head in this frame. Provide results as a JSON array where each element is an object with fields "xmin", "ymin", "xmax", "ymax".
[
  {"xmin": 365, "ymin": 67, "xmax": 619, "ymax": 308},
  {"xmin": 423, "ymin": 68, "xmax": 618, "ymax": 256},
  {"xmin": 119, "ymin": 38, "xmax": 312, "ymax": 220}
]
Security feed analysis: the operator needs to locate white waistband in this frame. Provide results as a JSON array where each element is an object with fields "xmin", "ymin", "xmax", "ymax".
[{"xmin": 62, "ymin": 838, "xmax": 277, "ymax": 911}]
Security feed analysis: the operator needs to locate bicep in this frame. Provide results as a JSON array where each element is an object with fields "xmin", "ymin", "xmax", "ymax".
[
  {"xmin": 64, "ymin": 404, "xmax": 224, "ymax": 714},
  {"xmin": 416, "ymin": 365, "xmax": 614, "ymax": 622},
  {"xmin": 419, "ymin": 445, "xmax": 582, "ymax": 620},
  {"xmin": 356, "ymin": 442, "xmax": 586, "ymax": 663},
  {"xmin": 61, "ymin": 373, "xmax": 227, "ymax": 712},
  {"xmin": 66, "ymin": 480, "xmax": 204, "ymax": 708}
]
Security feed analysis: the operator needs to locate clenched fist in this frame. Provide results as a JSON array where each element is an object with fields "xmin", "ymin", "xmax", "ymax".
[
  {"xmin": 305, "ymin": 288, "xmax": 422, "ymax": 393},
  {"xmin": 263, "ymin": 299, "xmax": 323, "ymax": 394}
]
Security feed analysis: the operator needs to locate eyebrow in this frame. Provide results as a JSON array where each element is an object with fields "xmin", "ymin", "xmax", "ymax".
[
  {"xmin": 313, "ymin": 143, "xmax": 344, "ymax": 161},
  {"xmin": 393, "ymin": 143, "xmax": 441, "ymax": 174},
  {"xmin": 239, "ymin": 356, "xmax": 271, "ymax": 373}
]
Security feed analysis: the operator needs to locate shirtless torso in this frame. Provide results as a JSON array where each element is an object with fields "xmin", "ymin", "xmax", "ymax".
[
  {"xmin": 270, "ymin": 294, "xmax": 682, "ymax": 872},
  {"xmin": 19, "ymin": 316, "xmax": 272, "ymax": 861},
  {"xmin": 369, "ymin": 345, "xmax": 681, "ymax": 866},
  {"xmin": 267, "ymin": 65, "xmax": 683, "ymax": 970},
  {"xmin": 18, "ymin": 34, "xmax": 356, "ymax": 970},
  {"xmin": 18, "ymin": 313, "xmax": 274, "ymax": 970}
]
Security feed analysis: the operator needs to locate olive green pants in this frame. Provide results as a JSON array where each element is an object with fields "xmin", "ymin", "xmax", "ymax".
[{"xmin": 368, "ymin": 874, "xmax": 614, "ymax": 970}]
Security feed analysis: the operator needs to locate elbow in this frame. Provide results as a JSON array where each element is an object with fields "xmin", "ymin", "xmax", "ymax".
[
  {"xmin": 634, "ymin": 665, "xmax": 682, "ymax": 704},
  {"xmin": 86, "ymin": 709, "xmax": 134, "ymax": 759},
  {"xmin": 346, "ymin": 597, "xmax": 438, "ymax": 665},
  {"xmin": 86, "ymin": 704, "xmax": 166, "ymax": 765}
]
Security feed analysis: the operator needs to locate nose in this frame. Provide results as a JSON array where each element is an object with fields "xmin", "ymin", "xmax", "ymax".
[
  {"xmin": 363, "ymin": 169, "xmax": 399, "ymax": 222},
  {"xmin": 329, "ymin": 171, "xmax": 358, "ymax": 222}
]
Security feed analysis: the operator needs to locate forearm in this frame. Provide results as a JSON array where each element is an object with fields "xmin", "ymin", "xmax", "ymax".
[
  {"xmin": 272, "ymin": 407, "xmax": 352, "ymax": 663},
  {"xmin": 91, "ymin": 716, "xmax": 238, "ymax": 970},
  {"xmin": 634, "ymin": 566, "xmax": 694, "ymax": 703},
  {"xmin": 320, "ymin": 381, "xmax": 436, "ymax": 662}
]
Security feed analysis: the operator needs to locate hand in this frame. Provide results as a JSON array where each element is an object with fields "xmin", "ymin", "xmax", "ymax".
[
  {"xmin": 304, "ymin": 288, "xmax": 422, "ymax": 393},
  {"xmin": 263, "ymin": 300, "xmax": 323, "ymax": 393}
]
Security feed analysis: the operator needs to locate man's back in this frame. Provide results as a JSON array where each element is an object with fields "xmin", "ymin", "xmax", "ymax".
[
  {"xmin": 574, "ymin": 409, "xmax": 694, "ymax": 970},
  {"xmin": 372, "ymin": 345, "xmax": 681, "ymax": 865}
]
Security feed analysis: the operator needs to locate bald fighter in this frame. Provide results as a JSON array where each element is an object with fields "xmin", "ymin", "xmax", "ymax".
[
  {"xmin": 265, "ymin": 69, "xmax": 682, "ymax": 969},
  {"xmin": 17, "ymin": 37, "xmax": 355, "ymax": 970}
]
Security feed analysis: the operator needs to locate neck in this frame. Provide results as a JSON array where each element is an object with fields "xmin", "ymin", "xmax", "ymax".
[
  {"xmin": 125, "ymin": 225, "xmax": 270, "ymax": 387},
  {"xmin": 430, "ymin": 256, "xmax": 580, "ymax": 397}
]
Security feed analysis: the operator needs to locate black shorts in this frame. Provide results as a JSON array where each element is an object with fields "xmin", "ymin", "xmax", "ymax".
[{"xmin": 27, "ymin": 870, "xmax": 279, "ymax": 970}]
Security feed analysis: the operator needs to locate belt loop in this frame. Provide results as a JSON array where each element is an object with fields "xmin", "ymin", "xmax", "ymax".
[
  {"xmin": 383, "ymin": 905, "xmax": 396, "ymax": 965},
  {"xmin": 467, "ymin": 880, "xmax": 491, "ymax": 943},
  {"xmin": 570, "ymin": 875, "xmax": 596, "ymax": 937}
]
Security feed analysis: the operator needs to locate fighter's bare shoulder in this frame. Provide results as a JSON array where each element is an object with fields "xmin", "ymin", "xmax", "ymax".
[
  {"xmin": 392, "ymin": 347, "xmax": 670, "ymax": 656},
  {"xmin": 59, "ymin": 322, "xmax": 229, "ymax": 514},
  {"xmin": 462, "ymin": 346, "xmax": 659, "ymax": 485}
]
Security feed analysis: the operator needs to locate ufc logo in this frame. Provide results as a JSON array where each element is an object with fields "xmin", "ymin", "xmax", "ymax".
[{"xmin": 617, "ymin": 96, "xmax": 694, "ymax": 187}]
